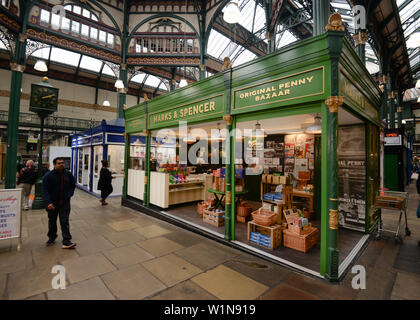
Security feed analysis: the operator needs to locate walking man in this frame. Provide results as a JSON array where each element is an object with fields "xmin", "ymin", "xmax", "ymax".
[
  {"xmin": 42, "ymin": 157, "xmax": 77, "ymax": 249},
  {"xmin": 17, "ymin": 160, "xmax": 38, "ymax": 210}
]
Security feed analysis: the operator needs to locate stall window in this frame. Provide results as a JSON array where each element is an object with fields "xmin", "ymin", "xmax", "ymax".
[
  {"xmin": 107, "ymin": 145, "xmax": 125, "ymax": 174},
  {"xmin": 129, "ymin": 135, "xmax": 146, "ymax": 170}
]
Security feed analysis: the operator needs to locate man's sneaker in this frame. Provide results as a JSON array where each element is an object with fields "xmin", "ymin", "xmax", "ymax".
[
  {"xmin": 62, "ymin": 242, "xmax": 77, "ymax": 249},
  {"xmin": 45, "ymin": 239, "xmax": 55, "ymax": 246}
]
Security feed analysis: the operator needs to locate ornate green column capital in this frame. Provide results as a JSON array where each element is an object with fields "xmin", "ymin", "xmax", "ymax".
[
  {"xmin": 18, "ymin": 33, "xmax": 27, "ymax": 43},
  {"xmin": 10, "ymin": 63, "xmax": 25, "ymax": 73},
  {"xmin": 353, "ymin": 31, "xmax": 369, "ymax": 47},
  {"xmin": 325, "ymin": 96, "xmax": 344, "ymax": 113}
]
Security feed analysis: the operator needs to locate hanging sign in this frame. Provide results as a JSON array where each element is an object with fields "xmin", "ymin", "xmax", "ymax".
[
  {"xmin": 233, "ymin": 67, "xmax": 325, "ymax": 112},
  {"xmin": 148, "ymin": 94, "xmax": 225, "ymax": 129},
  {"xmin": 0, "ymin": 189, "xmax": 22, "ymax": 246}
]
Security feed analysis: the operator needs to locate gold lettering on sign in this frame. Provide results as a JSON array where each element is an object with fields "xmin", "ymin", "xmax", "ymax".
[
  {"xmin": 152, "ymin": 100, "xmax": 218, "ymax": 124},
  {"xmin": 238, "ymin": 75, "xmax": 315, "ymax": 103}
]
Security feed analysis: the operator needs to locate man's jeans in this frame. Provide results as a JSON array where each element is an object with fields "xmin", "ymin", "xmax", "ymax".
[{"xmin": 47, "ymin": 201, "xmax": 72, "ymax": 244}]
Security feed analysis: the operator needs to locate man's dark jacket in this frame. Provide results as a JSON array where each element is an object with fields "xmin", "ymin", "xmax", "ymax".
[{"xmin": 42, "ymin": 169, "xmax": 76, "ymax": 206}]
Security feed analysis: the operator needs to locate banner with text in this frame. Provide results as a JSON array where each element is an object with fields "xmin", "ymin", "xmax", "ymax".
[{"xmin": 0, "ymin": 189, "xmax": 22, "ymax": 240}]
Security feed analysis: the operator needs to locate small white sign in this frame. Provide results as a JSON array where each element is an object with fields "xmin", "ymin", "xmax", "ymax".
[
  {"xmin": 0, "ymin": 189, "xmax": 22, "ymax": 240},
  {"xmin": 384, "ymin": 135, "xmax": 401, "ymax": 146}
]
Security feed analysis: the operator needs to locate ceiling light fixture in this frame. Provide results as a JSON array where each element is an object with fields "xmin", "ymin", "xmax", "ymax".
[
  {"xmin": 102, "ymin": 100, "xmax": 110, "ymax": 107},
  {"xmin": 223, "ymin": 1, "xmax": 241, "ymax": 24},
  {"xmin": 179, "ymin": 78, "xmax": 188, "ymax": 87},
  {"xmin": 115, "ymin": 79, "xmax": 124, "ymax": 89},
  {"xmin": 254, "ymin": 120, "xmax": 267, "ymax": 138},
  {"xmin": 34, "ymin": 60, "xmax": 48, "ymax": 72},
  {"xmin": 305, "ymin": 114, "xmax": 322, "ymax": 134}
]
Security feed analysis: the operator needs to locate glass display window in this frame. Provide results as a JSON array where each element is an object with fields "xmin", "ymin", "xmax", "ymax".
[
  {"xmin": 129, "ymin": 135, "xmax": 146, "ymax": 170},
  {"xmin": 107, "ymin": 145, "xmax": 125, "ymax": 174}
]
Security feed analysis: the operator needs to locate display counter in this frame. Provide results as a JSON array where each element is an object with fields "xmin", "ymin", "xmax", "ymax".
[{"xmin": 150, "ymin": 172, "xmax": 212, "ymax": 208}]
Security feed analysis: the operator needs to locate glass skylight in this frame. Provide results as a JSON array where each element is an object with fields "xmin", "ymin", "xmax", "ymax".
[
  {"xmin": 80, "ymin": 55, "xmax": 103, "ymax": 72},
  {"xmin": 102, "ymin": 64, "xmax": 116, "ymax": 77},
  {"xmin": 50, "ymin": 47, "xmax": 80, "ymax": 66}
]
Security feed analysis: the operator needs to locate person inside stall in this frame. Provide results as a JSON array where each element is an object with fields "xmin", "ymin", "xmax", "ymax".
[{"xmin": 98, "ymin": 160, "xmax": 115, "ymax": 206}]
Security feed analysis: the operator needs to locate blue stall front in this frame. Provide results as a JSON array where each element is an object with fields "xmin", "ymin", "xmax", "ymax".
[{"xmin": 71, "ymin": 120, "xmax": 126, "ymax": 197}]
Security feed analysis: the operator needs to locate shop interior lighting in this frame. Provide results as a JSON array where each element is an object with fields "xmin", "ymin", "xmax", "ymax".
[
  {"xmin": 34, "ymin": 60, "xmax": 48, "ymax": 72},
  {"xmin": 254, "ymin": 121, "xmax": 268, "ymax": 138},
  {"xmin": 223, "ymin": 1, "xmax": 241, "ymax": 24},
  {"xmin": 305, "ymin": 114, "xmax": 322, "ymax": 134}
]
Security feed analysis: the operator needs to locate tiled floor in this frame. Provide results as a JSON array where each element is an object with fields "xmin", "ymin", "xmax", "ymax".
[{"xmin": 1, "ymin": 186, "xmax": 420, "ymax": 300}]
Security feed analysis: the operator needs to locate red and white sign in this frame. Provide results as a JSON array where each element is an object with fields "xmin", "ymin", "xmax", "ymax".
[{"xmin": 0, "ymin": 189, "xmax": 22, "ymax": 240}]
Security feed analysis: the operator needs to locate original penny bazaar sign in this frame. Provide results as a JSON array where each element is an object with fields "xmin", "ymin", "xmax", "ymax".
[
  {"xmin": 148, "ymin": 94, "xmax": 225, "ymax": 128},
  {"xmin": 233, "ymin": 67, "xmax": 325, "ymax": 112}
]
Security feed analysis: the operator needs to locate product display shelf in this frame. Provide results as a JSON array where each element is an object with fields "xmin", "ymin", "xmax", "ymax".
[{"xmin": 247, "ymin": 221, "xmax": 283, "ymax": 250}]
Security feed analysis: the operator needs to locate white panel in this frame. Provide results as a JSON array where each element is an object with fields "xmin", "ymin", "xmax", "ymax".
[
  {"xmin": 127, "ymin": 169, "xmax": 145, "ymax": 200},
  {"xmin": 150, "ymin": 171, "xmax": 169, "ymax": 208}
]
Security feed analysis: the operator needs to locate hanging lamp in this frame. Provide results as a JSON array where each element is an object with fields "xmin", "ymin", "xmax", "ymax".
[
  {"xmin": 114, "ymin": 79, "xmax": 124, "ymax": 89},
  {"xmin": 305, "ymin": 114, "xmax": 322, "ymax": 134},
  {"xmin": 254, "ymin": 120, "xmax": 267, "ymax": 138},
  {"xmin": 34, "ymin": 60, "xmax": 48, "ymax": 72},
  {"xmin": 223, "ymin": 0, "xmax": 241, "ymax": 24}
]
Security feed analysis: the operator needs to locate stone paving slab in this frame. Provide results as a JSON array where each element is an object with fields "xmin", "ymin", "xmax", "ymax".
[
  {"xmin": 149, "ymin": 280, "xmax": 218, "ymax": 300},
  {"xmin": 7, "ymin": 265, "xmax": 67, "ymax": 300},
  {"xmin": 32, "ymin": 243, "xmax": 80, "ymax": 268},
  {"xmin": 102, "ymin": 244, "xmax": 155, "ymax": 268},
  {"xmin": 390, "ymin": 272, "xmax": 420, "ymax": 300},
  {"xmin": 136, "ymin": 237, "xmax": 184, "ymax": 257},
  {"xmin": 47, "ymin": 276, "xmax": 115, "ymax": 300},
  {"xmin": 0, "ymin": 273, "xmax": 6, "ymax": 300},
  {"xmin": 175, "ymin": 242, "xmax": 240, "ymax": 271},
  {"xmin": 107, "ymin": 220, "xmax": 140, "ymax": 232},
  {"xmin": 103, "ymin": 230, "xmax": 147, "ymax": 247},
  {"xmin": 73, "ymin": 235, "xmax": 115, "ymax": 256},
  {"xmin": 101, "ymin": 264, "xmax": 166, "ymax": 300},
  {"xmin": 191, "ymin": 265, "xmax": 269, "ymax": 300},
  {"xmin": 143, "ymin": 254, "xmax": 202, "ymax": 287},
  {"xmin": 134, "ymin": 225, "xmax": 173, "ymax": 239},
  {"xmin": 261, "ymin": 283, "xmax": 319, "ymax": 300},
  {"xmin": 61, "ymin": 253, "xmax": 117, "ymax": 284}
]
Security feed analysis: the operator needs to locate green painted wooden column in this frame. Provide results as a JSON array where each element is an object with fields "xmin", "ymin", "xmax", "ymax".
[
  {"xmin": 322, "ymin": 30, "xmax": 345, "ymax": 281},
  {"xmin": 313, "ymin": 0, "xmax": 329, "ymax": 36},
  {"xmin": 223, "ymin": 65, "xmax": 233, "ymax": 241},
  {"xmin": 353, "ymin": 31, "xmax": 368, "ymax": 65},
  {"xmin": 5, "ymin": 34, "xmax": 27, "ymax": 189},
  {"xmin": 123, "ymin": 133, "xmax": 130, "ymax": 197},
  {"xmin": 117, "ymin": 64, "xmax": 128, "ymax": 119},
  {"xmin": 145, "ymin": 131, "xmax": 151, "ymax": 207},
  {"xmin": 314, "ymin": 136, "xmax": 322, "ymax": 221}
]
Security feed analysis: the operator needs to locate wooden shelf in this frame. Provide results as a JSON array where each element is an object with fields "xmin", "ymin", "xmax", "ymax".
[
  {"xmin": 169, "ymin": 181, "xmax": 204, "ymax": 188},
  {"xmin": 169, "ymin": 186, "xmax": 204, "ymax": 193}
]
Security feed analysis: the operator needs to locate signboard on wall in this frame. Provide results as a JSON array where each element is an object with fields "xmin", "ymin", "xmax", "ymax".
[
  {"xmin": 233, "ymin": 67, "xmax": 325, "ymax": 113},
  {"xmin": 338, "ymin": 125, "xmax": 366, "ymax": 232},
  {"xmin": 0, "ymin": 189, "xmax": 22, "ymax": 241},
  {"xmin": 384, "ymin": 135, "xmax": 402, "ymax": 146},
  {"xmin": 148, "ymin": 94, "xmax": 225, "ymax": 129}
]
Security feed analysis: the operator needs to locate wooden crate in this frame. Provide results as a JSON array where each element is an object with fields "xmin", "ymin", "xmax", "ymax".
[
  {"xmin": 236, "ymin": 214, "xmax": 251, "ymax": 223},
  {"xmin": 283, "ymin": 227, "xmax": 318, "ymax": 253},
  {"xmin": 203, "ymin": 209, "xmax": 225, "ymax": 227},
  {"xmin": 247, "ymin": 221, "xmax": 282, "ymax": 250}
]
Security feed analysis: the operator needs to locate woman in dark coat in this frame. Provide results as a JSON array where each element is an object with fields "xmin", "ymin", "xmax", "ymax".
[{"xmin": 98, "ymin": 160, "xmax": 114, "ymax": 205}]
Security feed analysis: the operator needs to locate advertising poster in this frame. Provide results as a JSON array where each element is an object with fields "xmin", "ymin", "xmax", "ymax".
[
  {"xmin": 338, "ymin": 125, "xmax": 366, "ymax": 231},
  {"xmin": 0, "ymin": 189, "xmax": 22, "ymax": 240}
]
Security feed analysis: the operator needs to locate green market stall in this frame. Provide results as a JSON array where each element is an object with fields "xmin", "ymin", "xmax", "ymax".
[{"xmin": 123, "ymin": 26, "xmax": 381, "ymax": 281}]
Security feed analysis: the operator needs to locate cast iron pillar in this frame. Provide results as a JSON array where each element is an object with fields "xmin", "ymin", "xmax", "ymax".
[
  {"xmin": 396, "ymin": 94, "xmax": 403, "ymax": 128},
  {"xmin": 313, "ymin": 0, "xmax": 330, "ymax": 36},
  {"xmin": 353, "ymin": 31, "xmax": 368, "ymax": 65},
  {"xmin": 222, "ymin": 60, "xmax": 233, "ymax": 241},
  {"xmin": 170, "ymin": 68, "xmax": 176, "ymax": 91},
  {"xmin": 5, "ymin": 34, "xmax": 27, "ymax": 189},
  {"xmin": 324, "ymin": 22, "xmax": 345, "ymax": 281},
  {"xmin": 388, "ymin": 90, "xmax": 396, "ymax": 129},
  {"xmin": 117, "ymin": 64, "xmax": 128, "ymax": 119},
  {"xmin": 31, "ymin": 116, "xmax": 46, "ymax": 209},
  {"xmin": 123, "ymin": 133, "xmax": 130, "ymax": 197},
  {"xmin": 379, "ymin": 75, "xmax": 389, "ymax": 127},
  {"xmin": 198, "ymin": 4, "xmax": 207, "ymax": 80},
  {"xmin": 144, "ymin": 95, "xmax": 151, "ymax": 207}
]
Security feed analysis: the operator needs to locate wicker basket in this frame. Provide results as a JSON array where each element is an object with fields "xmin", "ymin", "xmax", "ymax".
[
  {"xmin": 251, "ymin": 208, "xmax": 278, "ymax": 226},
  {"xmin": 237, "ymin": 202, "xmax": 252, "ymax": 217},
  {"xmin": 283, "ymin": 227, "xmax": 318, "ymax": 253}
]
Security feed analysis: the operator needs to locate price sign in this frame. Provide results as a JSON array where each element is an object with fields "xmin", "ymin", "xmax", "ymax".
[{"xmin": 0, "ymin": 189, "xmax": 22, "ymax": 247}]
